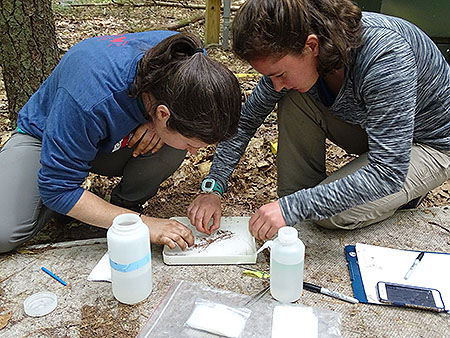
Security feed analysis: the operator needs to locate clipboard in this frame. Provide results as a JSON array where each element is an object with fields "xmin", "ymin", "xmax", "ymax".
[
  {"xmin": 345, "ymin": 245, "xmax": 368, "ymax": 303},
  {"xmin": 345, "ymin": 243, "xmax": 450, "ymax": 311}
]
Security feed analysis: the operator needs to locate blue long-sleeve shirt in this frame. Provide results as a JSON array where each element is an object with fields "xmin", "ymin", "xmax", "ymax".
[
  {"xmin": 207, "ymin": 12, "xmax": 450, "ymax": 225},
  {"xmin": 17, "ymin": 30, "xmax": 177, "ymax": 214}
]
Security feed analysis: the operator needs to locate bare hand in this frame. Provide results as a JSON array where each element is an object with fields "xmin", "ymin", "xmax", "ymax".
[
  {"xmin": 249, "ymin": 200, "xmax": 286, "ymax": 240},
  {"xmin": 187, "ymin": 193, "xmax": 222, "ymax": 235},
  {"xmin": 128, "ymin": 122, "xmax": 164, "ymax": 157},
  {"xmin": 142, "ymin": 215, "xmax": 194, "ymax": 250}
]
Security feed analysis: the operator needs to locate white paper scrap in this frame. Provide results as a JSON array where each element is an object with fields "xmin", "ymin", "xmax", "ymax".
[
  {"xmin": 272, "ymin": 305, "xmax": 318, "ymax": 338},
  {"xmin": 87, "ymin": 252, "xmax": 111, "ymax": 282}
]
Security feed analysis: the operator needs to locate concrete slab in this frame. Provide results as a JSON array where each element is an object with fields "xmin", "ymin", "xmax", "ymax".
[{"xmin": 1, "ymin": 207, "xmax": 449, "ymax": 337}]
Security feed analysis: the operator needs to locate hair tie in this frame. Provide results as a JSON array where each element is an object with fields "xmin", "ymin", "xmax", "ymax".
[{"xmin": 194, "ymin": 48, "xmax": 204, "ymax": 54}]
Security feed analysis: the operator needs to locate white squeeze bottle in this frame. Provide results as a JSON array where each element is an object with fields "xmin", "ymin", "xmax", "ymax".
[
  {"xmin": 107, "ymin": 213, "xmax": 152, "ymax": 304},
  {"xmin": 270, "ymin": 227, "xmax": 305, "ymax": 303}
]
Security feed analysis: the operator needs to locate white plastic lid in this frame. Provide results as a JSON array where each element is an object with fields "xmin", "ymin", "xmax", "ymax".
[
  {"xmin": 278, "ymin": 227, "xmax": 298, "ymax": 244},
  {"xmin": 23, "ymin": 291, "xmax": 57, "ymax": 317}
]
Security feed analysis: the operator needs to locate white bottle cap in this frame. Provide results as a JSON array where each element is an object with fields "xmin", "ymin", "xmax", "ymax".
[
  {"xmin": 278, "ymin": 227, "xmax": 298, "ymax": 244},
  {"xmin": 23, "ymin": 291, "xmax": 57, "ymax": 317}
]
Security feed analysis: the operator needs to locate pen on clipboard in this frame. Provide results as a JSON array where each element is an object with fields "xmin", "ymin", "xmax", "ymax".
[{"xmin": 404, "ymin": 251, "xmax": 425, "ymax": 280}]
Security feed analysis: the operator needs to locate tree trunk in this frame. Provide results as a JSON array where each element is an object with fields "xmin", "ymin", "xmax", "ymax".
[{"xmin": 0, "ymin": 0, "xmax": 59, "ymax": 128}]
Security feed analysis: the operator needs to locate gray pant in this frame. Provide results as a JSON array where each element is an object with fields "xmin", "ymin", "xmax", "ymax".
[
  {"xmin": 0, "ymin": 132, "xmax": 186, "ymax": 252},
  {"xmin": 277, "ymin": 91, "xmax": 450, "ymax": 229}
]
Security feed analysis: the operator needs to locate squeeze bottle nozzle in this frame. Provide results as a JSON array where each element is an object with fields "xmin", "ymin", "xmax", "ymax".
[{"xmin": 256, "ymin": 240, "xmax": 273, "ymax": 255}]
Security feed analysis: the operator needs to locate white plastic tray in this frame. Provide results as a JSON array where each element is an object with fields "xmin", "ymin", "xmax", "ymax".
[{"xmin": 163, "ymin": 217, "xmax": 256, "ymax": 265}]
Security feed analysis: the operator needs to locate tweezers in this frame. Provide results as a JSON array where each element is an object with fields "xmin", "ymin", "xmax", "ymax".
[{"xmin": 243, "ymin": 285, "xmax": 270, "ymax": 307}]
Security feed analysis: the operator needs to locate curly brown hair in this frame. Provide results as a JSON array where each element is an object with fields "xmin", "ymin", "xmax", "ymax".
[{"xmin": 232, "ymin": 0, "xmax": 363, "ymax": 75}]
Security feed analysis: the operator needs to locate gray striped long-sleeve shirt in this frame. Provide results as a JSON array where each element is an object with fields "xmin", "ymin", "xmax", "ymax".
[{"xmin": 207, "ymin": 12, "xmax": 450, "ymax": 225}]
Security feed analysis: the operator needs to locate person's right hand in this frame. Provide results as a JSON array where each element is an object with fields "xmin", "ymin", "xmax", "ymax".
[
  {"xmin": 187, "ymin": 193, "xmax": 222, "ymax": 235},
  {"xmin": 141, "ymin": 215, "xmax": 194, "ymax": 250},
  {"xmin": 128, "ymin": 121, "xmax": 164, "ymax": 157}
]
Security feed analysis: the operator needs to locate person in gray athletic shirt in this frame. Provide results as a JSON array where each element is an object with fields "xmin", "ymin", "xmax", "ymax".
[{"xmin": 187, "ymin": 0, "xmax": 450, "ymax": 240}]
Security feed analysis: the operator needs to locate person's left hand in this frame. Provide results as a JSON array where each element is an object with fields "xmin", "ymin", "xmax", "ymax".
[
  {"xmin": 128, "ymin": 121, "xmax": 164, "ymax": 157},
  {"xmin": 249, "ymin": 200, "xmax": 286, "ymax": 240}
]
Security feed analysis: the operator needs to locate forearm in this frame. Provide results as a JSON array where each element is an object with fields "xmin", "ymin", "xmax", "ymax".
[
  {"xmin": 67, "ymin": 190, "xmax": 195, "ymax": 249},
  {"xmin": 209, "ymin": 76, "xmax": 284, "ymax": 190},
  {"xmin": 67, "ymin": 190, "xmax": 137, "ymax": 229},
  {"xmin": 279, "ymin": 162, "xmax": 405, "ymax": 225}
]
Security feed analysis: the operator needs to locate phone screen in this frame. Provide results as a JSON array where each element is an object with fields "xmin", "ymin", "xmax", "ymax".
[{"xmin": 385, "ymin": 284, "xmax": 436, "ymax": 307}]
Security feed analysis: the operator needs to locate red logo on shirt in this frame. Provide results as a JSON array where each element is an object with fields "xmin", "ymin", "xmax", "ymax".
[
  {"xmin": 112, "ymin": 132, "xmax": 134, "ymax": 152},
  {"xmin": 97, "ymin": 34, "xmax": 135, "ymax": 47}
]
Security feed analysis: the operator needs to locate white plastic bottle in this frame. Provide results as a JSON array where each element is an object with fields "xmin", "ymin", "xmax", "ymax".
[
  {"xmin": 270, "ymin": 227, "xmax": 305, "ymax": 303},
  {"xmin": 107, "ymin": 213, "xmax": 152, "ymax": 304}
]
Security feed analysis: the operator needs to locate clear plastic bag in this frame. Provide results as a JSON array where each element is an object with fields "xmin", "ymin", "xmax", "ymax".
[
  {"xmin": 185, "ymin": 298, "xmax": 251, "ymax": 338},
  {"xmin": 137, "ymin": 280, "xmax": 341, "ymax": 338}
]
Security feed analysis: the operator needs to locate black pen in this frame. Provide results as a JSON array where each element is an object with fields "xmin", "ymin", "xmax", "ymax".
[
  {"xmin": 240, "ymin": 267, "xmax": 359, "ymax": 303},
  {"xmin": 404, "ymin": 251, "xmax": 425, "ymax": 280},
  {"xmin": 304, "ymin": 282, "xmax": 359, "ymax": 304}
]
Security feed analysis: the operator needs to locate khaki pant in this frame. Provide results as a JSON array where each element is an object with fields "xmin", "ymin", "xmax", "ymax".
[{"xmin": 277, "ymin": 91, "xmax": 450, "ymax": 229}]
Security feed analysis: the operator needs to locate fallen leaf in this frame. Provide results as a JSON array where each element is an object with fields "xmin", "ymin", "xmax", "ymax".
[
  {"xmin": 0, "ymin": 311, "xmax": 12, "ymax": 330},
  {"xmin": 197, "ymin": 161, "xmax": 211, "ymax": 176},
  {"xmin": 16, "ymin": 249, "xmax": 37, "ymax": 255},
  {"xmin": 256, "ymin": 160, "xmax": 270, "ymax": 168}
]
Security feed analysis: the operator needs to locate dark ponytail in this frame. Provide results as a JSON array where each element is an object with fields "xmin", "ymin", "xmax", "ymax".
[{"xmin": 130, "ymin": 32, "xmax": 241, "ymax": 144}]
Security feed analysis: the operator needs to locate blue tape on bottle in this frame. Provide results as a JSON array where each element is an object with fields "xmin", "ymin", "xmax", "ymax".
[{"xmin": 110, "ymin": 253, "xmax": 151, "ymax": 273}]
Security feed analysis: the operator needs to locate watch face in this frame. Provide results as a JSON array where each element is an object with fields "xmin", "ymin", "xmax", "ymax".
[{"xmin": 205, "ymin": 181, "xmax": 213, "ymax": 189}]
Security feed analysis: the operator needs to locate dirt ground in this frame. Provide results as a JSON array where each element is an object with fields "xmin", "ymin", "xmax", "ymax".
[{"xmin": 0, "ymin": 0, "xmax": 449, "ymax": 245}]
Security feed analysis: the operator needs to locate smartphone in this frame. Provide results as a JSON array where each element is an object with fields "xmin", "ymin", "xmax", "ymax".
[{"xmin": 377, "ymin": 282, "xmax": 445, "ymax": 312}]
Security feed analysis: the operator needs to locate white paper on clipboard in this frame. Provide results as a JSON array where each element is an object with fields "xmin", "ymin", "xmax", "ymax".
[{"xmin": 355, "ymin": 243, "xmax": 450, "ymax": 310}]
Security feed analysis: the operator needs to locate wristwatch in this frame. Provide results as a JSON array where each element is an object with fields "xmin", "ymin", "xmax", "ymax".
[{"xmin": 201, "ymin": 178, "xmax": 223, "ymax": 197}]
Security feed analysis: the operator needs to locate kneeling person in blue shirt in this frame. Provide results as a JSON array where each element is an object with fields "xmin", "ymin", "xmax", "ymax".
[{"xmin": 0, "ymin": 31, "xmax": 241, "ymax": 252}]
